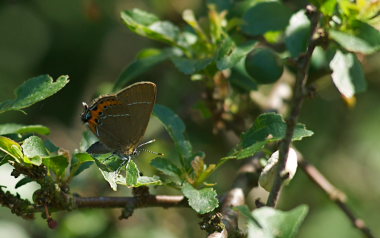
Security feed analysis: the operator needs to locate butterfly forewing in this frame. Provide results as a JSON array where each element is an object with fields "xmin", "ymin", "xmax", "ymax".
[{"xmin": 95, "ymin": 82, "xmax": 156, "ymax": 154}]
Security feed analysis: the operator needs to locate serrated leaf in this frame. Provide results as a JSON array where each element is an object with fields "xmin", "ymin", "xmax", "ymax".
[
  {"xmin": 125, "ymin": 160, "xmax": 139, "ymax": 186},
  {"xmin": 70, "ymin": 153, "xmax": 94, "ymax": 177},
  {"xmin": 0, "ymin": 136, "xmax": 24, "ymax": 161},
  {"xmin": 15, "ymin": 177, "xmax": 33, "ymax": 189},
  {"xmin": 0, "ymin": 75, "xmax": 69, "ymax": 114},
  {"xmin": 216, "ymin": 37, "xmax": 257, "ymax": 70},
  {"xmin": 151, "ymin": 157, "xmax": 182, "ymax": 178},
  {"xmin": 329, "ymin": 50, "xmax": 367, "ymax": 98},
  {"xmin": 241, "ymin": 113, "xmax": 313, "ymax": 148},
  {"xmin": 21, "ymin": 136, "xmax": 48, "ymax": 165},
  {"xmin": 285, "ymin": 10, "xmax": 311, "ymax": 58},
  {"xmin": 121, "ymin": 9, "xmax": 186, "ymax": 48},
  {"xmin": 170, "ymin": 56, "xmax": 214, "ymax": 75},
  {"xmin": 43, "ymin": 155, "xmax": 69, "ymax": 177},
  {"xmin": 181, "ymin": 182, "xmax": 219, "ymax": 214},
  {"xmin": 0, "ymin": 124, "xmax": 50, "ymax": 136},
  {"xmin": 330, "ymin": 20, "xmax": 380, "ymax": 54},
  {"xmin": 153, "ymin": 104, "xmax": 193, "ymax": 163},
  {"xmin": 242, "ymin": 1, "xmax": 292, "ymax": 36},
  {"xmin": 113, "ymin": 48, "xmax": 175, "ymax": 91},
  {"xmin": 234, "ymin": 141, "xmax": 267, "ymax": 160},
  {"xmin": 247, "ymin": 205, "xmax": 309, "ymax": 238},
  {"xmin": 125, "ymin": 160, "xmax": 162, "ymax": 187}
]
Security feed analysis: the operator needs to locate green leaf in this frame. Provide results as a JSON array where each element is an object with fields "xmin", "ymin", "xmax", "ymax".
[
  {"xmin": 15, "ymin": 177, "xmax": 33, "ymax": 189},
  {"xmin": 0, "ymin": 124, "xmax": 50, "ymax": 136},
  {"xmin": 330, "ymin": 20, "xmax": 380, "ymax": 54},
  {"xmin": 241, "ymin": 113, "xmax": 313, "ymax": 148},
  {"xmin": 247, "ymin": 205, "xmax": 309, "ymax": 238},
  {"xmin": 125, "ymin": 160, "xmax": 139, "ymax": 186},
  {"xmin": 242, "ymin": 1, "xmax": 292, "ymax": 36},
  {"xmin": 181, "ymin": 182, "xmax": 219, "ymax": 214},
  {"xmin": 21, "ymin": 136, "xmax": 49, "ymax": 165},
  {"xmin": 0, "ymin": 136, "xmax": 24, "ymax": 161},
  {"xmin": 113, "ymin": 48, "xmax": 175, "ymax": 91},
  {"xmin": 170, "ymin": 57, "xmax": 214, "ymax": 75},
  {"xmin": 216, "ymin": 37, "xmax": 257, "ymax": 70},
  {"xmin": 153, "ymin": 104, "xmax": 193, "ymax": 162},
  {"xmin": 229, "ymin": 58, "xmax": 258, "ymax": 92},
  {"xmin": 70, "ymin": 153, "xmax": 94, "ymax": 177},
  {"xmin": 329, "ymin": 50, "xmax": 367, "ymax": 98},
  {"xmin": 151, "ymin": 157, "xmax": 182, "ymax": 178},
  {"xmin": 125, "ymin": 160, "xmax": 162, "ymax": 187},
  {"xmin": 233, "ymin": 141, "xmax": 267, "ymax": 160},
  {"xmin": 0, "ymin": 75, "xmax": 69, "ymax": 114},
  {"xmin": 245, "ymin": 47, "xmax": 284, "ymax": 84},
  {"xmin": 121, "ymin": 9, "xmax": 186, "ymax": 48},
  {"xmin": 43, "ymin": 155, "xmax": 69, "ymax": 177},
  {"xmin": 285, "ymin": 10, "xmax": 311, "ymax": 58}
]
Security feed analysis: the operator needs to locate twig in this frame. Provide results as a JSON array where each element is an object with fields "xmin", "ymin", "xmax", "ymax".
[
  {"xmin": 266, "ymin": 5, "xmax": 321, "ymax": 207},
  {"xmin": 208, "ymin": 155, "xmax": 262, "ymax": 238},
  {"xmin": 72, "ymin": 194, "xmax": 187, "ymax": 209},
  {"xmin": 298, "ymin": 155, "xmax": 376, "ymax": 238}
]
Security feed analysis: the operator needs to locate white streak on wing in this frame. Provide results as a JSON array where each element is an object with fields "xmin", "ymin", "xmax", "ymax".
[{"xmin": 125, "ymin": 102, "xmax": 152, "ymax": 106}]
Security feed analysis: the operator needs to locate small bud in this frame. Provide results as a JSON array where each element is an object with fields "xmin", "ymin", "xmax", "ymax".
[{"xmin": 259, "ymin": 148, "xmax": 298, "ymax": 192}]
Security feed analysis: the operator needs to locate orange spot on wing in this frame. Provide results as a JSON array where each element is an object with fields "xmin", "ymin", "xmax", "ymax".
[{"xmin": 88, "ymin": 99, "xmax": 122, "ymax": 133}]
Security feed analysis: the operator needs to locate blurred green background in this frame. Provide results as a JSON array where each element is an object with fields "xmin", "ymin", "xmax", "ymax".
[{"xmin": 0, "ymin": 0, "xmax": 379, "ymax": 237}]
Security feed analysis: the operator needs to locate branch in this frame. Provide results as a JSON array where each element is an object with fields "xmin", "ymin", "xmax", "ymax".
[
  {"xmin": 297, "ymin": 155, "xmax": 376, "ymax": 238},
  {"xmin": 208, "ymin": 154, "xmax": 262, "ymax": 238},
  {"xmin": 72, "ymin": 194, "xmax": 187, "ymax": 209},
  {"xmin": 266, "ymin": 5, "xmax": 321, "ymax": 207}
]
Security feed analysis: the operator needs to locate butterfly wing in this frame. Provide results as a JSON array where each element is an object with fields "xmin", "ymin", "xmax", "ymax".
[{"xmin": 95, "ymin": 82, "xmax": 156, "ymax": 154}]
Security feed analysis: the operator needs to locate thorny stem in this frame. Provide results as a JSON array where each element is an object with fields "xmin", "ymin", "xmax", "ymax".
[{"xmin": 266, "ymin": 5, "xmax": 321, "ymax": 207}]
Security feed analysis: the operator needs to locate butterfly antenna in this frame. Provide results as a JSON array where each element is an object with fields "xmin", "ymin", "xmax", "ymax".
[{"xmin": 139, "ymin": 148, "xmax": 164, "ymax": 156}]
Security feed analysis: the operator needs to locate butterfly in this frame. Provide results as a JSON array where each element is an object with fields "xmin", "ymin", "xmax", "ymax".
[{"xmin": 81, "ymin": 82, "xmax": 157, "ymax": 171}]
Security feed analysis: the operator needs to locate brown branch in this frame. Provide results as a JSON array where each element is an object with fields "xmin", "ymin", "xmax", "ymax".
[
  {"xmin": 72, "ymin": 194, "xmax": 187, "ymax": 209},
  {"xmin": 298, "ymin": 155, "xmax": 376, "ymax": 238},
  {"xmin": 208, "ymin": 154, "xmax": 262, "ymax": 238},
  {"xmin": 266, "ymin": 5, "xmax": 321, "ymax": 207}
]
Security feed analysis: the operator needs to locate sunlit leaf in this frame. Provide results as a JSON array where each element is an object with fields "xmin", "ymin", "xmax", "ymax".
[
  {"xmin": 70, "ymin": 153, "xmax": 94, "ymax": 177},
  {"xmin": 21, "ymin": 136, "xmax": 48, "ymax": 165},
  {"xmin": 0, "ymin": 124, "xmax": 50, "ymax": 136},
  {"xmin": 330, "ymin": 20, "xmax": 380, "ymax": 54},
  {"xmin": 43, "ymin": 155, "xmax": 69, "ymax": 177},
  {"xmin": 285, "ymin": 10, "xmax": 311, "ymax": 58},
  {"xmin": 0, "ymin": 75, "xmax": 69, "ymax": 114},
  {"xmin": 0, "ymin": 136, "xmax": 24, "ymax": 161},
  {"xmin": 329, "ymin": 50, "xmax": 367, "ymax": 98},
  {"xmin": 181, "ymin": 182, "xmax": 219, "ymax": 214}
]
